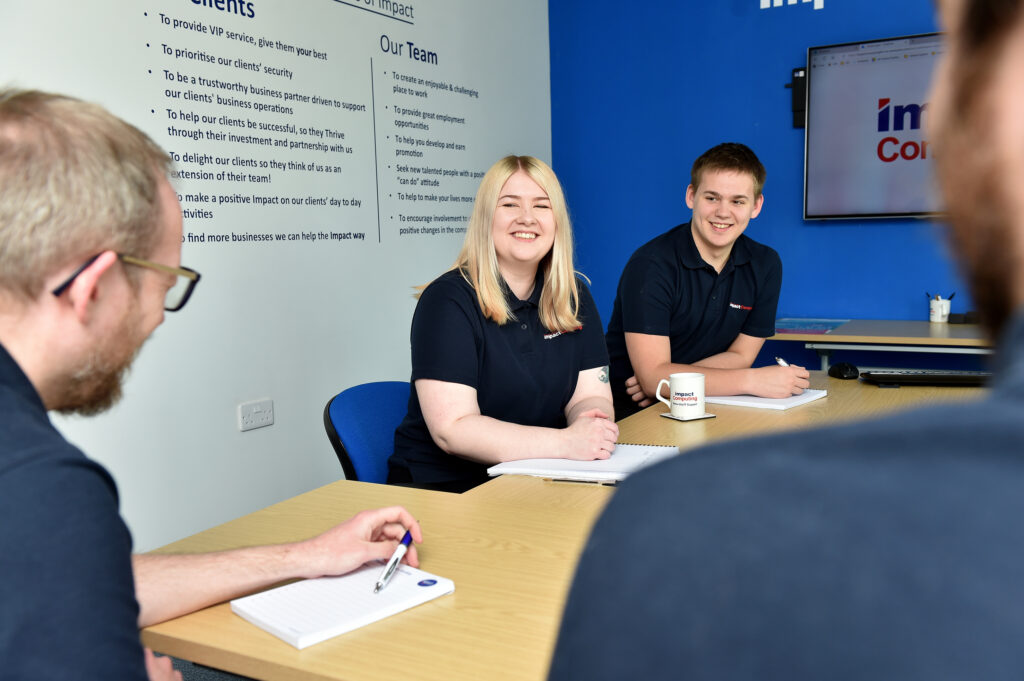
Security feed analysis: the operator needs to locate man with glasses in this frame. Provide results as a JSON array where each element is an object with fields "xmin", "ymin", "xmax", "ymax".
[
  {"xmin": 0, "ymin": 89, "xmax": 422, "ymax": 681},
  {"xmin": 50, "ymin": 253, "xmax": 201, "ymax": 312}
]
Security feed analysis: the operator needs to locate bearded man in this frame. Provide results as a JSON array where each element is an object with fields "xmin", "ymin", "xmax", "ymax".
[
  {"xmin": 0, "ymin": 90, "xmax": 421, "ymax": 681},
  {"xmin": 550, "ymin": 1, "xmax": 1024, "ymax": 678}
]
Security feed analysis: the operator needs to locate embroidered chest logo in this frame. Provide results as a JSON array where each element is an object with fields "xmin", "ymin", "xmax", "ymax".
[
  {"xmin": 544, "ymin": 325, "xmax": 583, "ymax": 340},
  {"xmin": 729, "ymin": 303, "xmax": 753, "ymax": 311}
]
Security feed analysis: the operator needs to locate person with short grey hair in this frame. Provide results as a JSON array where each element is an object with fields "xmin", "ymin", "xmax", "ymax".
[{"xmin": 0, "ymin": 89, "xmax": 422, "ymax": 681}]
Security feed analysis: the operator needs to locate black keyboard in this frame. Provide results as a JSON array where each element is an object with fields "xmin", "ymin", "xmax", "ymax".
[{"xmin": 859, "ymin": 369, "xmax": 991, "ymax": 386}]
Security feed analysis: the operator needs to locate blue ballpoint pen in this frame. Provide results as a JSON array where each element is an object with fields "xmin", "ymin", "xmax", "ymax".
[{"xmin": 373, "ymin": 530, "xmax": 413, "ymax": 593}]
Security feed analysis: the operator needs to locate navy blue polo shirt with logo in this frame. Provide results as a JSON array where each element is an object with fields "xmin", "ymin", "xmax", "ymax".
[
  {"xmin": 606, "ymin": 222, "xmax": 782, "ymax": 417},
  {"xmin": 389, "ymin": 268, "xmax": 609, "ymax": 489}
]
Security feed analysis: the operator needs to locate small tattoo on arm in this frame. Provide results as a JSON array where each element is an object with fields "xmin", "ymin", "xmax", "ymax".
[{"xmin": 599, "ymin": 366, "xmax": 609, "ymax": 383}]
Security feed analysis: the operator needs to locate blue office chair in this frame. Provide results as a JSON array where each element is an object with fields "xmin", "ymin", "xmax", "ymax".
[{"xmin": 323, "ymin": 381, "xmax": 410, "ymax": 484}]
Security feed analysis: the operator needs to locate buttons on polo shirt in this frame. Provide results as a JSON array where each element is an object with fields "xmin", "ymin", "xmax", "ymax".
[{"xmin": 521, "ymin": 323, "xmax": 528, "ymax": 330}]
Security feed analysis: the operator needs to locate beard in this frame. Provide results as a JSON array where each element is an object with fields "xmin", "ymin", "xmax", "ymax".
[
  {"xmin": 53, "ymin": 303, "xmax": 145, "ymax": 416},
  {"xmin": 933, "ymin": 67, "xmax": 1018, "ymax": 341}
]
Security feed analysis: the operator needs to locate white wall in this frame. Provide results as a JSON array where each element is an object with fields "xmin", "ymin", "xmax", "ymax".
[{"xmin": 0, "ymin": 0, "xmax": 550, "ymax": 551}]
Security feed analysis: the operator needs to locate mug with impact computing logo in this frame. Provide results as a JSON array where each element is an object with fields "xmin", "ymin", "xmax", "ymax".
[{"xmin": 656, "ymin": 372, "xmax": 706, "ymax": 420}]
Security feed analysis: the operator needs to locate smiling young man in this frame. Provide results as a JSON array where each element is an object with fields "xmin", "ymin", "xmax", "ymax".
[{"xmin": 605, "ymin": 142, "xmax": 809, "ymax": 417}]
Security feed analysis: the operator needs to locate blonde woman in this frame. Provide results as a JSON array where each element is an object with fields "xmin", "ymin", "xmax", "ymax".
[{"xmin": 388, "ymin": 155, "xmax": 618, "ymax": 492}]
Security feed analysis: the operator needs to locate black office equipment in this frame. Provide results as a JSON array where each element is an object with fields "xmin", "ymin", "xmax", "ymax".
[
  {"xmin": 859, "ymin": 369, "xmax": 991, "ymax": 387},
  {"xmin": 948, "ymin": 311, "xmax": 980, "ymax": 324},
  {"xmin": 828, "ymin": 362, "xmax": 859, "ymax": 380},
  {"xmin": 785, "ymin": 67, "xmax": 806, "ymax": 129}
]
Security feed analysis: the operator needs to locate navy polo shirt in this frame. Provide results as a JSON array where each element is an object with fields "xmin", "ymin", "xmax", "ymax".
[
  {"xmin": 551, "ymin": 312, "xmax": 1024, "ymax": 681},
  {"xmin": 606, "ymin": 222, "xmax": 782, "ymax": 417},
  {"xmin": 0, "ymin": 343, "xmax": 146, "ymax": 679},
  {"xmin": 389, "ymin": 268, "xmax": 609, "ymax": 489}
]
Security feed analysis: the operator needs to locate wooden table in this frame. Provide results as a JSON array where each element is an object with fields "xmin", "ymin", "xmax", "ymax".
[
  {"xmin": 143, "ymin": 476, "xmax": 613, "ymax": 681},
  {"xmin": 617, "ymin": 372, "xmax": 985, "ymax": 449},
  {"xmin": 142, "ymin": 375, "xmax": 985, "ymax": 680},
  {"xmin": 772, "ymin": 319, "xmax": 992, "ymax": 370}
]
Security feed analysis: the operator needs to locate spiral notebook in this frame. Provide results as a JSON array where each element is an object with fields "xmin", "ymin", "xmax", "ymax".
[
  {"xmin": 705, "ymin": 389, "xmax": 827, "ymax": 410},
  {"xmin": 230, "ymin": 562, "xmax": 455, "ymax": 649},
  {"xmin": 487, "ymin": 443, "xmax": 681, "ymax": 483}
]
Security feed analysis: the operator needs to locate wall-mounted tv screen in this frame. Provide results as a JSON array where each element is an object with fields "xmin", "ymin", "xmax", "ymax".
[{"xmin": 804, "ymin": 33, "xmax": 944, "ymax": 220}]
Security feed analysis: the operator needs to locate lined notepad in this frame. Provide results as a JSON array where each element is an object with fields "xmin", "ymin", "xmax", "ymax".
[
  {"xmin": 705, "ymin": 389, "xmax": 827, "ymax": 410},
  {"xmin": 230, "ymin": 562, "xmax": 455, "ymax": 649},
  {"xmin": 487, "ymin": 444, "xmax": 681, "ymax": 483}
]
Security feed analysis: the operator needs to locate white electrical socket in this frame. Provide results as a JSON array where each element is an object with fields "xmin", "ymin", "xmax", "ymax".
[{"xmin": 238, "ymin": 398, "xmax": 274, "ymax": 432}]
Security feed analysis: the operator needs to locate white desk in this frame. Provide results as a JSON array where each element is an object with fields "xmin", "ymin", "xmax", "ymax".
[{"xmin": 772, "ymin": 319, "xmax": 992, "ymax": 370}]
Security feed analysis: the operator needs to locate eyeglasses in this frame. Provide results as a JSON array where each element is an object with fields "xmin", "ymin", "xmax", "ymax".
[{"xmin": 51, "ymin": 252, "xmax": 201, "ymax": 312}]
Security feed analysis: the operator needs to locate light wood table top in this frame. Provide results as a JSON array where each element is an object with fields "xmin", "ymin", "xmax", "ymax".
[
  {"xmin": 617, "ymin": 371, "xmax": 986, "ymax": 449},
  {"xmin": 772, "ymin": 318, "xmax": 990, "ymax": 347},
  {"xmin": 143, "ymin": 374, "xmax": 983, "ymax": 680},
  {"xmin": 142, "ymin": 477, "xmax": 612, "ymax": 681}
]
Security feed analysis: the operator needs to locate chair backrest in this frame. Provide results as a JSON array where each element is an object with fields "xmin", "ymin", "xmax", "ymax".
[{"xmin": 323, "ymin": 381, "xmax": 410, "ymax": 484}]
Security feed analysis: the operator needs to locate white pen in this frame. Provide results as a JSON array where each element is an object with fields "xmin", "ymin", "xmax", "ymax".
[
  {"xmin": 373, "ymin": 530, "xmax": 412, "ymax": 593},
  {"xmin": 775, "ymin": 356, "xmax": 790, "ymax": 367}
]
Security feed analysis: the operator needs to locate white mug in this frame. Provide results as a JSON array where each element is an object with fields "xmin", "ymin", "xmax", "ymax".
[
  {"xmin": 656, "ymin": 372, "xmax": 705, "ymax": 420},
  {"xmin": 929, "ymin": 297, "xmax": 951, "ymax": 323}
]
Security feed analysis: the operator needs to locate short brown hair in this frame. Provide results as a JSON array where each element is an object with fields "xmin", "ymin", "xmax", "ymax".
[
  {"xmin": 0, "ymin": 89, "xmax": 172, "ymax": 299},
  {"xmin": 933, "ymin": 0, "xmax": 1024, "ymax": 339},
  {"xmin": 690, "ymin": 142, "xmax": 766, "ymax": 198}
]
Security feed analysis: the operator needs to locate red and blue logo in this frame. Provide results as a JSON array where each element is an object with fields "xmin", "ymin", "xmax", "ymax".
[{"xmin": 876, "ymin": 98, "xmax": 930, "ymax": 162}]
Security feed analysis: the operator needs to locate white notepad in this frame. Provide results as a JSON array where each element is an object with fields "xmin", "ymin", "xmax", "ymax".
[
  {"xmin": 705, "ymin": 388, "xmax": 828, "ymax": 410},
  {"xmin": 486, "ymin": 443, "xmax": 681, "ymax": 483},
  {"xmin": 230, "ymin": 562, "xmax": 454, "ymax": 649}
]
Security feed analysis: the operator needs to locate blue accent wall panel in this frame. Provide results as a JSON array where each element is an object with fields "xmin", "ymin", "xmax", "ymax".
[{"xmin": 550, "ymin": 0, "xmax": 965, "ymax": 328}]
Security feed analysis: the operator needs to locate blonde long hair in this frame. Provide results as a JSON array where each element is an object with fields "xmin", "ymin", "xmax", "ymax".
[{"xmin": 448, "ymin": 155, "xmax": 581, "ymax": 333}]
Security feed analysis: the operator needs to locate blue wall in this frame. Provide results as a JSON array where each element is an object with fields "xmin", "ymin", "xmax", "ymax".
[{"xmin": 549, "ymin": 0, "xmax": 967, "ymax": 332}]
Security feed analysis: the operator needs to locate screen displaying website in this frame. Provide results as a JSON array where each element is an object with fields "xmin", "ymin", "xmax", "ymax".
[{"xmin": 804, "ymin": 33, "xmax": 944, "ymax": 219}]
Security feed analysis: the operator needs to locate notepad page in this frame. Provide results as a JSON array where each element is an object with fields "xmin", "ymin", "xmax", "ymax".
[
  {"xmin": 230, "ymin": 562, "xmax": 455, "ymax": 649},
  {"xmin": 486, "ymin": 444, "xmax": 681, "ymax": 482},
  {"xmin": 705, "ymin": 388, "xmax": 827, "ymax": 411}
]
